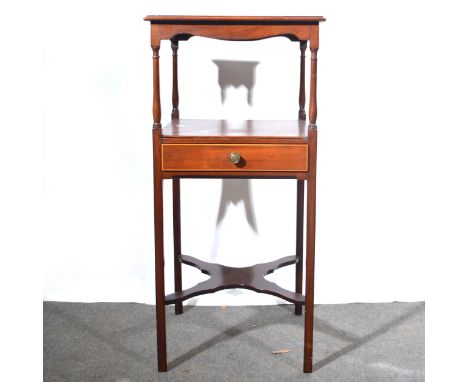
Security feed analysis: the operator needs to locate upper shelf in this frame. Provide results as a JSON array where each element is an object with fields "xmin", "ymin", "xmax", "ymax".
[{"xmin": 144, "ymin": 15, "xmax": 326, "ymax": 24}]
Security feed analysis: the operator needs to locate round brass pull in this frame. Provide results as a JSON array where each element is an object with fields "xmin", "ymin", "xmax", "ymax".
[{"xmin": 228, "ymin": 152, "xmax": 241, "ymax": 164}]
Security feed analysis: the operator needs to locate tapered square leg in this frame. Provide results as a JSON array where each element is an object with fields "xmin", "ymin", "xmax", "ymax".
[
  {"xmin": 172, "ymin": 178, "xmax": 183, "ymax": 314},
  {"xmin": 295, "ymin": 180, "xmax": 305, "ymax": 315},
  {"xmin": 153, "ymin": 129, "xmax": 167, "ymax": 372},
  {"xmin": 154, "ymin": 175, "xmax": 167, "ymax": 371},
  {"xmin": 303, "ymin": 178, "xmax": 316, "ymax": 373},
  {"xmin": 303, "ymin": 128, "xmax": 317, "ymax": 373}
]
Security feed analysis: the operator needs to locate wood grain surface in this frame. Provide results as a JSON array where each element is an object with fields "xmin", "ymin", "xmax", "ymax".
[{"xmin": 161, "ymin": 144, "xmax": 308, "ymax": 172}]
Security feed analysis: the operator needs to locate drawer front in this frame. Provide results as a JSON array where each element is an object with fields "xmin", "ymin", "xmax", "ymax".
[{"xmin": 161, "ymin": 144, "xmax": 308, "ymax": 172}]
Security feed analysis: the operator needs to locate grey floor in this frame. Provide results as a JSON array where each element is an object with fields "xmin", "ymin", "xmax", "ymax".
[{"xmin": 44, "ymin": 301, "xmax": 424, "ymax": 382}]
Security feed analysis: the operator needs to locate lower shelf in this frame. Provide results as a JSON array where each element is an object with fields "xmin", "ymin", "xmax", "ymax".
[{"xmin": 165, "ymin": 255, "xmax": 305, "ymax": 305}]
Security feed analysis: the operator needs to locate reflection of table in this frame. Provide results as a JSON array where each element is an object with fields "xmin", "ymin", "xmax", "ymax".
[{"xmin": 144, "ymin": 15, "xmax": 325, "ymax": 373}]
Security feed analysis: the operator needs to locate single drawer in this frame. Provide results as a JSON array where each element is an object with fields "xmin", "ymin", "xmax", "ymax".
[{"xmin": 161, "ymin": 144, "xmax": 308, "ymax": 172}]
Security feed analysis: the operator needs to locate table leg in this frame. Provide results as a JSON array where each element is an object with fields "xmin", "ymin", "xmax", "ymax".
[
  {"xmin": 154, "ymin": 170, "xmax": 167, "ymax": 371},
  {"xmin": 295, "ymin": 180, "xmax": 305, "ymax": 315},
  {"xmin": 303, "ymin": 128, "xmax": 317, "ymax": 373},
  {"xmin": 173, "ymin": 178, "xmax": 183, "ymax": 314}
]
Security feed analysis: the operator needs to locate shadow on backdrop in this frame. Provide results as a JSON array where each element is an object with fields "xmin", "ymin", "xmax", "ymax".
[
  {"xmin": 216, "ymin": 179, "xmax": 258, "ymax": 233},
  {"xmin": 212, "ymin": 59, "xmax": 259, "ymax": 106},
  {"xmin": 210, "ymin": 60, "xmax": 260, "ymax": 263}
]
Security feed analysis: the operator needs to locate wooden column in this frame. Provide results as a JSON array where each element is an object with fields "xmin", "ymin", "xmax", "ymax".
[
  {"xmin": 172, "ymin": 177, "xmax": 183, "ymax": 314},
  {"xmin": 304, "ymin": 27, "xmax": 319, "ymax": 371},
  {"xmin": 303, "ymin": 127, "xmax": 317, "ymax": 373},
  {"xmin": 152, "ymin": 44, "xmax": 162, "ymax": 126},
  {"xmin": 171, "ymin": 38, "xmax": 183, "ymax": 315},
  {"xmin": 296, "ymin": 40, "xmax": 307, "ymax": 316},
  {"xmin": 308, "ymin": 47, "xmax": 318, "ymax": 126},
  {"xmin": 298, "ymin": 41, "xmax": 307, "ymax": 120},
  {"xmin": 153, "ymin": 128, "xmax": 167, "ymax": 372},
  {"xmin": 152, "ymin": 34, "xmax": 167, "ymax": 371},
  {"xmin": 171, "ymin": 39, "xmax": 180, "ymax": 120},
  {"xmin": 295, "ymin": 179, "xmax": 305, "ymax": 315}
]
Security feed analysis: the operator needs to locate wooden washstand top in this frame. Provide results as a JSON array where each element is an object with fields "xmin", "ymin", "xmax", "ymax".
[{"xmin": 144, "ymin": 15, "xmax": 326, "ymax": 24}]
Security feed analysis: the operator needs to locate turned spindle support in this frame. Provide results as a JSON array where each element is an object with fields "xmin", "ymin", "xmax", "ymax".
[
  {"xmin": 308, "ymin": 47, "xmax": 318, "ymax": 126},
  {"xmin": 171, "ymin": 39, "xmax": 180, "ymax": 120},
  {"xmin": 152, "ymin": 45, "xmax": 162, "ymax": 127},
  {"xmin": 298, "ymin": 41, "xmax": 307, "ymax": 121}
]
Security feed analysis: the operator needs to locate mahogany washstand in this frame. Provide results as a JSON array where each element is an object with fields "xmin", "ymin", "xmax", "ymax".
[{"xmin": 144, "ymin": 15, "xmax": 326, "ymax": 373}]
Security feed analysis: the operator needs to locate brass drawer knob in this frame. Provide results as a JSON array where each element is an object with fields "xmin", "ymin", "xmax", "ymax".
[{"xmin": 228, "ymin": 152, "xmax": 241, "ymax": 164}]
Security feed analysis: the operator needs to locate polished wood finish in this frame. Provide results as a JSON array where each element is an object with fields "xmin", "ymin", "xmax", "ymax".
[
  {"xmin": 161, "ymin": 171, "xmax": 309, "ymax": 180},
  {"xmin": 155, "ymin": 24, "xmax": 317, "ymax": 43},
  {"xmin": 152, "ymin": 129, "xmax": 166, "ymax": 371},
  {"xmin": 171, "ymin": 38, "xmax": 182, "ymax": 314},
  {"xmin": 303, "ymin": 127, "xmax": 318, "ymax": 372},
  {"xmin": 165, "ymin": 255, "xmax": 305, "ymax": 305},
  {"xmin": 298, "ymin": 41, "xmax": 307, "ymax": 121},
  {"xmin": 162, "ymin": 119, "xmax": 307, "ymax": 139},
  {"xmin": 161, "ymin": 144, "xmax": 308, "ymax": 172},
  {"xmin": 145, "ymin": 16, "xmax": 325, "ymax": 43},
  {"xmin": 152, "ymin": 46, "xmax": 161, "ymax": 126},
  {"xmin": 172, "ymin": 178, "xmax": 183, "ymax": 314},
  {"xmin": 144, "ymin": 15, "xmax": 325, "ymax": 23},
  {"xmin": 161, "ymin": 119, "xmax": 308, "ymax": 144},
  {"xmin": 295, "ymin": 180, "xmax": 305, "ymax": 315},
  {"xmin": 309, "ymin": 48, "xmax": 318, "ymax": 126},
  {"xmin": 171, "ymin": 39, "xmax": 180, "ymax": 120},
  {"xmin": 146, "ymin": 15, "xmax": 324, "ymax": 373}
]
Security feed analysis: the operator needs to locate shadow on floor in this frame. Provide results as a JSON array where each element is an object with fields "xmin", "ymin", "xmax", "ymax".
[{"xmin": 44, "ymin": 301, "xmax": 424, "ymax": 378}]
